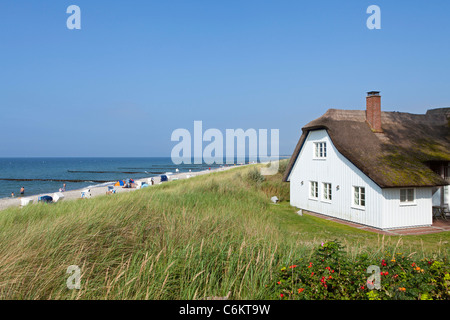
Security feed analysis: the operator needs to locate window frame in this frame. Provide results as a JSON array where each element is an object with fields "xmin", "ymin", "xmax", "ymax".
[
  {"xmin": 322, "ymin": 182, "xmax": 332, "ymax": 202},
  {"xmin": 352, "ymin": 186, "xmax": 366, "ymax": 209},
  {"xmin": 400, "ymin": 188, "xmax": 416, "ymax": 206},
  {"xmin": 313, "ymin": 142, "xmax": 327, "ymax": 159},
  {"xmin": 309, "ymin": 181, "xmax": 319, "ymax": 200}
]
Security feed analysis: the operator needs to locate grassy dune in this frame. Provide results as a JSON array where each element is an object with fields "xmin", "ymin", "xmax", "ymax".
[{"xmin": 0, "ymin": 161, "xmax": 448, "ymax": 299}]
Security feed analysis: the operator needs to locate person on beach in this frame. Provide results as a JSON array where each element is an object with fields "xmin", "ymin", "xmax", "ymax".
[
  {"xmin": 11, "ymin": 192, "xmax": 15, "ymax": 198},
  {"xmin": 63, "ymin": 183, "xmax": 66, "ymax": 192},
  {"xmin": 20, "ymin": 187, "xmax": 25, "ymax": 195}
]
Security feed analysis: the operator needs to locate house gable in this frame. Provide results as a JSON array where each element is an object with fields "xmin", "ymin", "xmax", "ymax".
[{"xmin": 289, "ymin": 129, "xmax": 384, "ymax": 228}]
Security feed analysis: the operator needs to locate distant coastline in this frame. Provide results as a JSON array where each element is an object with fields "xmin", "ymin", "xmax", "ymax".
[
  {"xmin": 0, "ymin": 156, "xmax": 290, "ymax": 200},
  {"xmin": 0, "ymin": 163, "xmax": 249, "ymax": 211}
]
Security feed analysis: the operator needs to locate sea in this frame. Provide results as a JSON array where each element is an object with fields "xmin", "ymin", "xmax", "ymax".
[{"xmin": 0, "ymin": 157, "xmax": 250, "ymax": 199}]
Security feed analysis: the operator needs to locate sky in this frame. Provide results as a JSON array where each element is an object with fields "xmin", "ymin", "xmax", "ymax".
[{"xmin": 0, "ymin": 0, "xmax": 449, "ymax": 157}]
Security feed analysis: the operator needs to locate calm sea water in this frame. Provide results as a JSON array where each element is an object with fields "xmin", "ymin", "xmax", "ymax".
[{"xmin": 0, "ymin": 157, "xmax": 233, "ymax": 199}]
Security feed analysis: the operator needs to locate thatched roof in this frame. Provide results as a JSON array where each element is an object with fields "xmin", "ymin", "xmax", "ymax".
[{"xmin": 283, "ymin": 108, "xmax": 450, "ymax": 188}]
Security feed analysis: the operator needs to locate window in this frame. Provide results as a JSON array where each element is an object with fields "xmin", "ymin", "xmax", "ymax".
[
  {"xmin": 323, "ymin": 183, "xmax": 332, "ymax": 201},
  {"xmin": 400, "ymin": 188, "xmax": 415, "ymax": 203},
  {"xmin": 353, "ymin": 186, "xmax": 365, "ymax": 207},
  {"xmin": 314, "ymin": 142, "xmax": 327, "ymax": 158},
  {"xmin": 310, "ymin": 181, "xmax": 318, "ymax": 199}
]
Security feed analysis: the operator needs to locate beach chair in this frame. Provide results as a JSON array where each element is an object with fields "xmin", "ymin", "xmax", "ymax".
[
  {"xmin": 107, "ymin": 185, "xmax": 116, "ymax": 194},
  {"xmin": 20, "ymin": 198, "xmax": 33, "ymax": 207},
  {"xmin": 81, "ymin": 189, "xmax": 91, "ymax": 199},
  {"xmin": 53, "ymin": 192, "xmax": 65, "ymax": 203},
  {"xmin": 38, "ymin": 195, "xmax": 53, "ymax": 203}
]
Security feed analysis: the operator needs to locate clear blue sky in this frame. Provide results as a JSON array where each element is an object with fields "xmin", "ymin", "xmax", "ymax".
[{"xmin": 1, "ymin": 0, "xmax": 449, "ymax": 157}]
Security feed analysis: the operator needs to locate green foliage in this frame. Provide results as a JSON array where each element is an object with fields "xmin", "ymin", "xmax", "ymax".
[
  {"xmin": 246, "ymin": 167, "xmax": 266, "ymax": 184},
  {"xmin": 277, "ymin": 159, "xmax": 289, "ymax": 174},
  {"xmin": 366, "ymin": 290, "xmax": 380, "ymax": 300},
  {"xmin": 0, "ymin": 163, "xmax": 448, "ymax": 300},
  {"xmin": 0, "ymin": 165, "xmax": 292, "ymax": 299},
  {"xmin": 273, "ymin": 241, "xmax": 450, "ymax": 300}
]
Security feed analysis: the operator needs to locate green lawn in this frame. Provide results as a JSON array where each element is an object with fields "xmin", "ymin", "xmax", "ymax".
[
  {"xmin": 0, "ymin": 162, "xmax": 448, "ymax": 299},
  {"xmin": 271, "ymin": 201, "xmax": 449, "ymax": 259}
]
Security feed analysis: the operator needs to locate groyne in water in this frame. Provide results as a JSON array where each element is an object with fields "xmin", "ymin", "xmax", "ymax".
[{"xmin": 0, "ymin": 178, "xmax": 111, "ymax": 183}]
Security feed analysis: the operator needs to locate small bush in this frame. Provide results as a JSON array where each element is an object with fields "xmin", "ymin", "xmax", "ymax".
[
  {"xmin": 246, "ymin": 168, "xmax": 265, "ymax": 184},
  {"xmin": 277, "ymin": 159, "xmax": 289, "ymax": 174}
]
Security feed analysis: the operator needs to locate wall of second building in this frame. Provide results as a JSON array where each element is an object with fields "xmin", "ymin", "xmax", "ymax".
[
  {"xmin": 381, "ymin": 187, "xmax": 433, "ymax": 229},
  {"xmin": 288, "ymin": 129, "xmax": 384, "ymax": 229},
  {"xmin": 432, "ymin": 185, "xmax": 449, "ymax": 207},
  {"xmin": 446, "ymin": 185, "xmax": 450, "ymax": 205}
]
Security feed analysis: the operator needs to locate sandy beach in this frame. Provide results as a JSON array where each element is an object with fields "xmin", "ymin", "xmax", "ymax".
[{"xmin": 0, "ymin": 165, "xmax": 241, "ymax": 212}]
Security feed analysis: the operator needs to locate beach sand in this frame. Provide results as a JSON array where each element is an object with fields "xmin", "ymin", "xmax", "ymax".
[{"xmin": 0, "ymin": 165, "xmax": 241, "ymax": 212}]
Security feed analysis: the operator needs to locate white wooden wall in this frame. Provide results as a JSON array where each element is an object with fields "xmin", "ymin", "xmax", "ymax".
[
  {"xmin": 381, "ymin": 188, "xmax": 432, "ymax": 229},
  {"xmin": 288, "ymin": 129, "xmax": 432, "ymax": 229}
]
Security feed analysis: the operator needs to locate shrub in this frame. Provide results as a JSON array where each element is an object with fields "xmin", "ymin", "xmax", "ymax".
[
  {"xmin": 277, "ymin": 159, "xmax": 289, "ymax": 174},
  {"xmin": 246, "ymin": 167, "xmax": 265, "ymax": 184},
  {"xmin": 273, "ymin": 241, "xmax": 450, "ymax": 300}
]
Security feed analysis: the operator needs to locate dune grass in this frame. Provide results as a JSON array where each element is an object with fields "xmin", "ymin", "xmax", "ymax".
[{"xmin": 0, "ymin": 161, "xmax": 448, "ymax": 299}]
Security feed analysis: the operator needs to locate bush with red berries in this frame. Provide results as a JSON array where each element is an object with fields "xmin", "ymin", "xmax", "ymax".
[{"xmin": 273, "ymin": 241, "xmax": 450, "ymax": 300}]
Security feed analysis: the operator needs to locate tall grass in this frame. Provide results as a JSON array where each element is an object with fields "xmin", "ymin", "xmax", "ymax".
[
  {"xmin": 0, "ymin": 164, "xmax": 291, "ymax": 299},
  {"xmin": 0, "ymin": 161, "xmax": 448, "ymax": 299}
]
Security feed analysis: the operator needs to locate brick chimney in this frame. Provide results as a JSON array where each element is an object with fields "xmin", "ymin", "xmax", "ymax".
[{"xmin": 366, "ymin": 91, "xmax": 382, "ymax": 132}]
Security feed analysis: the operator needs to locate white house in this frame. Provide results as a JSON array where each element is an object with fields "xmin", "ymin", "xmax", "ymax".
[{"xmin": 283, "ymin": 92, "xmax": 449, "ymax": 230}]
